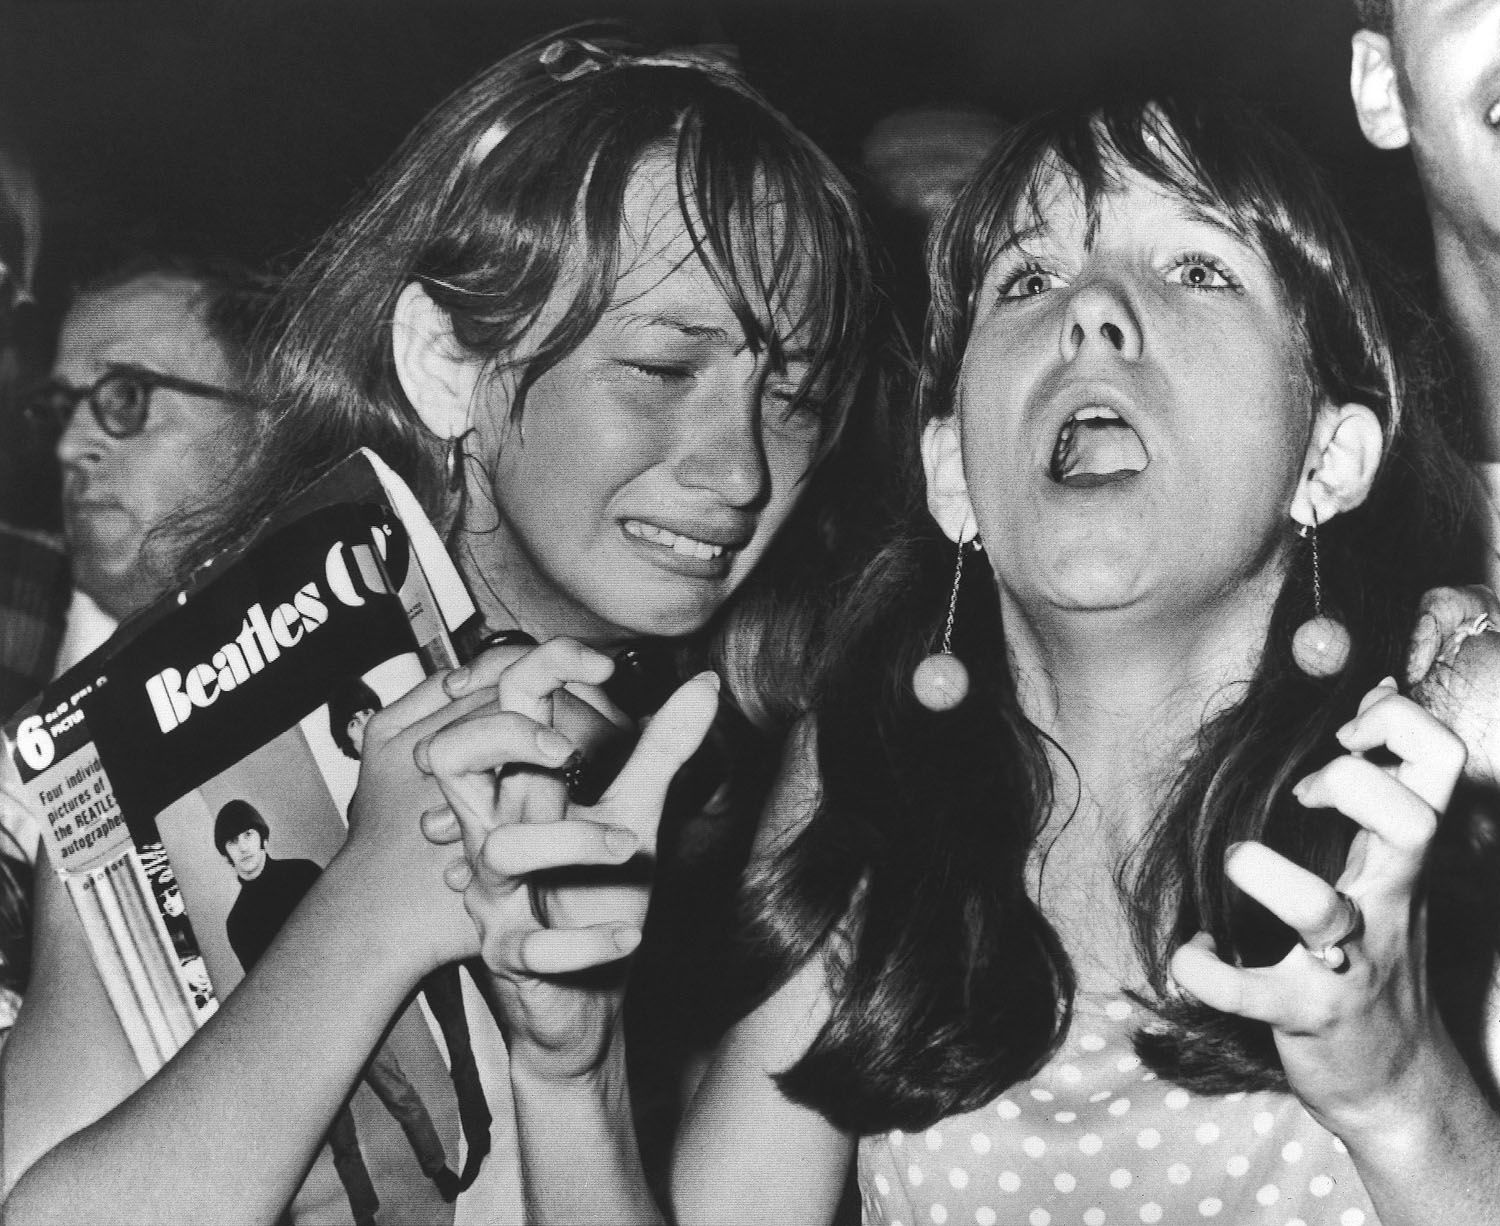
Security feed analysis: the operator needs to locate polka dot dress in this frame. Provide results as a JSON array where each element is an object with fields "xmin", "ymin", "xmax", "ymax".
[{"xmin": 859, "ymin": 991, "xmax": 1380, "ymax": 1226}]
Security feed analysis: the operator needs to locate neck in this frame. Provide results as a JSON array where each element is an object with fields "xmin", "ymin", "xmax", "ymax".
[
  {"xmin": 456, "ymin": 531, "xmax": 628, "ymax": 651},
  {"xmin": 1433, "ymin": 218, "xmax": 1500, "ymax": 460},
  {"xmin": 1003, "ymin": 585, "xmax": 1276, "ymax": 843}
]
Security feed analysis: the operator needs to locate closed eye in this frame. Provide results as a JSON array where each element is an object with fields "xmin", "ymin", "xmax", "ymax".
[{"xmin": 622, "ymin": 360, "xmax": 691, "ymax": 381}]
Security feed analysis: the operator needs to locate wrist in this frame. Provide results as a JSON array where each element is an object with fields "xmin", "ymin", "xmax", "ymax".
[{"xmin": 316, "ymin": 845, "xmax": 456, "ymax": 983}]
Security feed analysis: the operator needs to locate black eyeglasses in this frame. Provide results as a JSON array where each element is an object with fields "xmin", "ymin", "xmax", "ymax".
[{"xmin": 23, "ymin": 364, "xmax": 251, "ymax": 440}]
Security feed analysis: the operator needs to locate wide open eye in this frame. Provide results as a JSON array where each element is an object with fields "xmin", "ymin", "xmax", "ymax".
[
  {"xmin": 998, "ymin": 262, "xmax": 1063, "ymax": 299},
  {"xmin": 1167, "ymin": 254, "xmax": 1241, "ymax": 292}
]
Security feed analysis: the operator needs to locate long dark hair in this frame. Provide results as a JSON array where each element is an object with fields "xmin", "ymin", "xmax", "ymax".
[{"xmin": 747, "ymin": 97, "xmax": 1473, "ymax": 1134}]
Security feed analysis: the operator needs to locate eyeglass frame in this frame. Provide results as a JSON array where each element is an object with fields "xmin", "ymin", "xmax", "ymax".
[{"xmin": 22, "ymin": 363, "xmax": 253, "ymax": 440}]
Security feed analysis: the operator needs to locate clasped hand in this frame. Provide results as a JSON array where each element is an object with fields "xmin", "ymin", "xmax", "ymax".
[
  {"xmin": 411, "ymin": 638, "xmax": 720, "ymax": 1074},
  {"xmin": 1171, "ymin": 678, "xmax": 1466, "ymax": 1135}
]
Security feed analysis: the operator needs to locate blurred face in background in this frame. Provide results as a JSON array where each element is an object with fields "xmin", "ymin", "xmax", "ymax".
[{"xmin": 52, "ymin": 274, "xmax": 248, "ymax": 618}]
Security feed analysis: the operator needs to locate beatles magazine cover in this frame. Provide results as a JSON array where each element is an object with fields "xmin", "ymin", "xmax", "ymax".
[{"xmin": 2, "ymin": 451, "xmax": 505, "ymax": 1225}]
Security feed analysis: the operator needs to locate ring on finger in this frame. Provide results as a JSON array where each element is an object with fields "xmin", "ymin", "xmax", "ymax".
[{"xmin": 1306, "ymin": 891, "xmax": 1362, "ymax": 972}]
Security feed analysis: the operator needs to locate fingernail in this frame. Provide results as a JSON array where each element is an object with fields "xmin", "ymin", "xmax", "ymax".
[
  {"xmin": 693, "ymin": 669, "xmax": 721, "ymax": 691},
  {"xmin": 612, "ymin": 925, "xmax": 642, "ymax": 955},
  {"xmin": 1377, "ymin": 675, "xmax": 1398, "ymax": 691},
  {"xmin": 1334, "ymin": 721, "xmax": 1355, "ymax": 746},
  {"xmin": 1291, "ymin": 775, "xmax": 1311, "ymax": 802},
  {"xmin": 1225, "ymin": 840, "xmax": 1246, "ymax": 862},
  {"xmin": 605, "ymin": 827, "xmax": 638, "ymax": 858},
  {"xmin": 444, "ymin": 666, "xmax": 471, "ymax": 695},
  {"xmin": 535, "ymin": 727, "xmax": 573, "ymax": 762},
  {"xmin": 414, "ymin": 736, "xmax": 433, "ymax": 773}
]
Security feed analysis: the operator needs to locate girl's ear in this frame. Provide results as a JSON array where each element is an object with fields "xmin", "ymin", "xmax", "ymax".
[
  {"xmin": 1290, "ymin": 402, "xmax": 1384, "ymax": 529},
  {"xmin": 921, "ymin": 416, "xmax": 979, "ymax": 544},
  {"xmin": 1349, "ymin": 32, "xmax": 1411, "ymax": 151},
  {"xmin": 392, "ymin": 281, "xmax": 483, "ymax": 439}
]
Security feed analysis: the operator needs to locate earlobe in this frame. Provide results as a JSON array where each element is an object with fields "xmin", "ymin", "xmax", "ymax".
[
  {"xmin": 921, "ymin": 416, "xmax": 979, "ymax": 544},
  {"xmin": 1349, "ymin": 32, "xmax": 1411, "ymax": 151},
  {"xmin": 392, "ymin": 282, "xmax": 482, "ymax": 440},
  {"xmin": 1290, "ymin": 402, "xmax": 1384, "ymax": 529}
]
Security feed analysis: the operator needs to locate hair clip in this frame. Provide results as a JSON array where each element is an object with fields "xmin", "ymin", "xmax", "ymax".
[{"xmin": 539, "ymin": 38, "xmax": 615, "ymax": 83}]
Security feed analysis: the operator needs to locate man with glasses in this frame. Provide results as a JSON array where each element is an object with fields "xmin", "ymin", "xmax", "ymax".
[{"xmin": 29, "ymin": 253, "xmax": 267, "ymax": 673}]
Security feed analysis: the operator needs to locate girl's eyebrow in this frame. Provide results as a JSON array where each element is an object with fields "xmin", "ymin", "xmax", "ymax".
[
  {"xmin": 613, "ymin": 310, "xmax": 817, "ymax": 363},
  {"xmin": 994, "ymin": 220, "xmax": 1050, "ymax": 256},
  {"xmin": 614, "ymin": 311, "xmax": 732, "ymax": 340}
]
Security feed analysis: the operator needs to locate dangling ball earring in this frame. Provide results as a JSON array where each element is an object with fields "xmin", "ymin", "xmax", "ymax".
[
  {"xmin": 1291, "ymin": 510, "xmax": 1351, "ymax": 678},
  {"xmin": 912, "ymin": 537, "xmax": 974, "ymax": 711}
]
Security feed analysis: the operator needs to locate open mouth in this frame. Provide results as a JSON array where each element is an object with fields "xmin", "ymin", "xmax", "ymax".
[
  {"xmin": 1048, "ymin": 406, "xmax": 1150, "ymax": 487},
  {"xmin": 624, "ymin": 519, "xmax": 728, "ymax": 561}
]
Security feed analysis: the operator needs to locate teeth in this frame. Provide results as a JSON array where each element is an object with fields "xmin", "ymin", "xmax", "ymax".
[
  {"xmin": 624, "ymin": 520, "xmax": 725, "ymax": 560},
  {"xmin": 1049, "ymin": 404, "xmax": 1147, "ymax": 484}
]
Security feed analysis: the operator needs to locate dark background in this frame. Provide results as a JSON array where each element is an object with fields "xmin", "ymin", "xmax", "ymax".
[
  {"xmin": 0, "ymin": 0, "xmax": 1428, "ymax": 281},
  {"xmin": 0, "ymin": 0, "xmax": 1436, "ymax": 526}
]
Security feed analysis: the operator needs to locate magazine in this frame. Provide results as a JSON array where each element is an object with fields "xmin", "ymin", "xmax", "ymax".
[{"xmin": 3, "ymin": 449, "xmax": 495, "ymax": 1225}]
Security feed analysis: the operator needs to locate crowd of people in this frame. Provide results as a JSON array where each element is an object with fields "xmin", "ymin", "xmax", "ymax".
[{"xmin": 0, "ymin": 3, "xmax": 1498, "ymax": 1223}]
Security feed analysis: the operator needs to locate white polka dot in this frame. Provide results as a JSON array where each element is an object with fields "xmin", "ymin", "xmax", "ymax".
[
  {"xmin": 1022, "ymin": 1136, "xmax": 1047, "ymax": 1159},
  {"xmin": 1253, "ymin": 1111, "xmax": 1275, "ymax": 1136},
  {"xmin": 1140, "ymin": 1204, "xmax": 1163, "ymax": 1223},
  {"xmin": 1226, "ymin": 1156, "xmax": 1250, "ymax": 1178},
  {"xmin": 1084, "ymin": 1211, "xmax": 1106, "ymax": 1226},
  {"xmin": 1255, "ymin": 1183, "xmax": 1280, "ymax": 1206},
  {"xmin": 1029, "ymin": 1210, "xmax": 1051, "ymax": 1226},
  {"xmin": 1339, "ymin": 1211, "xmax": 1366, "ymax": 1226},
  {"xmin": 1080, "ymin": 1033, "xmax": 1107, "ymax": 1052},
  {"xmin": 1079, "ymin": 1134, "xmax": 1104, "ymax": 1156},
  {"xmin": 1089, "ymin": 1090, "xmax": 1113, "ymax": 1103},
  {"xmin": 1309, "ymin": 1175, "xmax": 1334, "ymax": 1197},
  {"xmin": 1168, "ymin": 1163, "xmax": 1192, "ymax": 1185},
  {"xmin": 1194, "ymin": 1122, "xmax": 1220, "ymax": 1145},
  {"xmin": 930, "ymin": 1206, "xmax": 948, "ymax": 1225},
  {"xmin": 1198, "ymin": 1198, "xmax": 1223, "ymax": 1217},
  {"xmin": 875, "ymin": 1174, "xmax": 892, "ymax": 1195},
  {"xmin": 1163, "ymin": 1088, "xmax": 1190, "ymax": 1110},
  {"xmin": 1116, "ymin": 1054, "xmax": 1142, "ymax": 1072},
  {"xmin": 908, "ymin": 1164, "xmax": 925, "ymax": 1186},
  {"xmin": 970, "ymin": 1132, "xmax": 992, "ymax": 1155},
  {"xmin": 1108, "ymin": 1098, "xmax": 1132, "ymax": 1117},
  {"xmin": 997, "ymin": 1170, "xmax": 1021, "ymax": 1193},
  {"xmin": 1030, "ymin": 1088, "xmax": 1055, "ymax": 1102},
  {"xmin": 949, "ymin": 1168, "xmax": 970, "ymax": 1190},
  {"xmin": 1109, "ymin": 1168, "xmax": 1133, "ymax": 1190},
  {"xmin": 1137, "ymin": 1129, "xmax": 1162, "ymax": 1150},
  {"xmin": 996, "ymin": 1100, "xmax": 1021, "ymax": 1120},
  {"xmin": 1281, "ymin": 1141, "xmax": 1304, "ymax": 1164},
  {"xmin": 975, "ymin": 1210, "xmax": 997, "ymax": 1226},
  {"xmin": 927, "ymin": 1129, "xmax": 945, "ymax": 1150},
  {"xmin": 1058, "ymin": 1063, "xmax": 1083, "ymax": 1083},
  {"xmin": 1054, "ymin": 1111, "xmax": 1077, "ymax": 1124},
  {"xmin": 1054, "ymin": 1172, "xmax": 1076, "ymax": 1194},
  {"xmin": 1106, "ymin": 1000, "xmax": 1132, "ymax": 1019}
]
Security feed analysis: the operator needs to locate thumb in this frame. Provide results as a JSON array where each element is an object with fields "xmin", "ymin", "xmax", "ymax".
[{"xmin": 601, "ymin": 670, "xmax": 721, "ymax": 842}]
